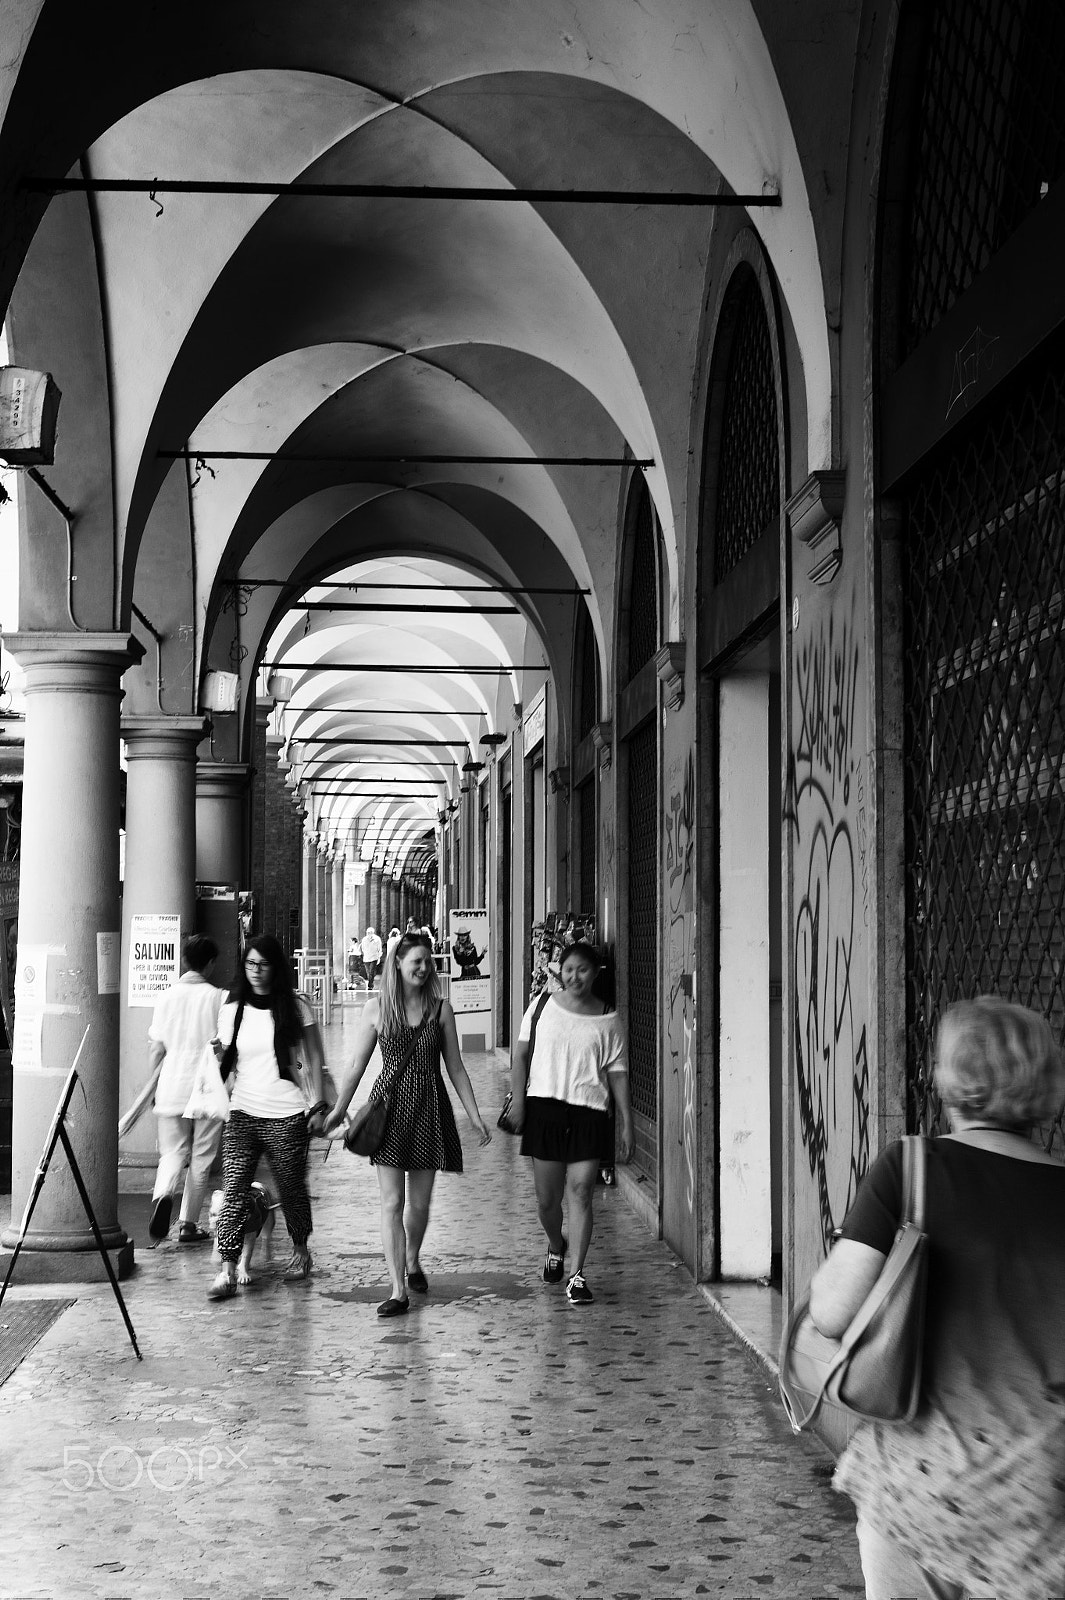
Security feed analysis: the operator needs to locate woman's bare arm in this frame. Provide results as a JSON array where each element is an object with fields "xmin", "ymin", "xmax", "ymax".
[
  {"xmin": 808, "ymin": 1240, "xmax": 887, "ymax": 1338},
  {"xmin": 322, "ymin": 1000, "xmax": 382, "ymax": 1131}
]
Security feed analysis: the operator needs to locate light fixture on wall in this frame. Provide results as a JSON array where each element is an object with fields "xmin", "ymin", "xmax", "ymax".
[{"xmin": 0, "ymin": 368, "xmax": 61, "ymax": 465}]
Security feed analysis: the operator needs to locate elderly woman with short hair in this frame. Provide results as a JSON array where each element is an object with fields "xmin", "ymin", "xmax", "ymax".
[{"xmin": 810, "ymin": 996, "xmax": 1065, "ymax": 1600}]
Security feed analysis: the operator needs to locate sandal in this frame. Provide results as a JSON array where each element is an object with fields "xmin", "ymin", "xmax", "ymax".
[
  {"xmin": 178, "ymin": 1225, "xmax": 210, "ymax": 1245},
  {"xmin": 206, "ymin": 1271, "xmax": 237, "ymax": 1302},
  {"xmin": 282, "ymin": 1251, "xmax": 312, "ymax": 1281}
]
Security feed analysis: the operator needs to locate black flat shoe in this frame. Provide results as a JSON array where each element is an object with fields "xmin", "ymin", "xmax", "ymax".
[
  {"xmin": 148, "ymin": 1194, "xmax": 172, "ymax": 1241},
  {"xmin": 407, "ymin": 1268, "xmax": 428, "ymax": 1294},
  {"xmin": 377, "ymin": 1296, "xmax": 410, "ymax": 1318}
]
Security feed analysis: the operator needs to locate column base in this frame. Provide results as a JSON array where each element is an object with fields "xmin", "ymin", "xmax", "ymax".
[
  {"xmin": 0, "ymin": 1238, "xmax": 135, "ymax": 1283},
  {"xmin": 118, "ymin": 1150, "xmax": 160, "ymax": 1193}
]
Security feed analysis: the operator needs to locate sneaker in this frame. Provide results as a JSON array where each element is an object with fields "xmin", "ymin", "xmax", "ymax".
[
  {"xmin": 566, "ymin": 1271, "xmax": 593, "ymax": 1304},
  {"xmin": 542, "ymin": 1237, "xmax": 568, "ymax": 1284},
  {"xmin": 148, "ymin": 1194, "xmax": 172, "ymax": 1241}
]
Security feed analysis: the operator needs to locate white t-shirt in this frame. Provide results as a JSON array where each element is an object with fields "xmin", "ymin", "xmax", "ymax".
[
  {"xmin": 218, "ymin": 995, "xmax": 315, "ymax": 1119},
  {"xmin": 518, "ymin": 994, "xmax": 628, "ymax": 1113},
  {"xmin": 361, "ymin": 932, "xmax": 383, "ymax": 963},
  {"xmin": 149, "ymin": 974, "xmax": 227, "ymax": 1116}
]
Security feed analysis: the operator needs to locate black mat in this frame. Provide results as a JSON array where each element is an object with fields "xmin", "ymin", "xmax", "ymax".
[{"xmin": 0, "ymin": 1297, "xmax": 75, "ymax": 1386}]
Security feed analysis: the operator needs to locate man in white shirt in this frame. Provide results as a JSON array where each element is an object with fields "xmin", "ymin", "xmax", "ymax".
[
  {"xmin": 146, "ymin": 935, "xmax": 227, "ymax": 1243},
  {"xmin": 360, "ymin": 926, "xmax": 384, "ymax": 991}
]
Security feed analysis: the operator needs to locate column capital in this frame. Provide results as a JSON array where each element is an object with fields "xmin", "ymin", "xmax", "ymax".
[
  {"xmin": 195, "ymin": 760, "xmax": 251, "ymax": 801},
  {"xmin": 3, "ymin": 630, "xmax": 145, "ymax": 693},
  {"xmin": 255, "ymin": 695, "xmax": 274, "ymax": 730},
  {"xmin": 122, "ymin": 714, "xmax": 210, "ymax": 762}
]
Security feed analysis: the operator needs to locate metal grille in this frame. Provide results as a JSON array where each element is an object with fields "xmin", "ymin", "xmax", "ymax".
[
  {"xmin": 626, "ymin": 481, "xmax": 659, "ymax": 680},
  {"xmin": 577, "ymin": 609, "xmax": 598, "ymax": 739},
  {"xmin": 578, "ymin": 777, "xmax": 596, "ymax": 913},
  {"xmin": 713, "ymin": 270, "xmax": 779, "ymax": 582},
  {"xmin": 906, "ymin": 0, "xmax": 1065, "ymax": 352},
  {"xmin": 904, "ymin": 341, "xmax": 1065, "ymax": 1157},
  {"xmin": 627, "ymin": 720, "xmax": 659, "ymax": 1135}
]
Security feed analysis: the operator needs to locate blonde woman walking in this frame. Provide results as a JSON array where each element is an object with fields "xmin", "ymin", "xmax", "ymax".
[{"xmin": 325, "ymin": 930, "xmax": 491, "ymax": 1317}]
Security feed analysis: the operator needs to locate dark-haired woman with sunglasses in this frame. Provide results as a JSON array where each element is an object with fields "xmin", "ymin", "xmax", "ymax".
[
  {"xmin": 206, "ymin": 934, "xmax": 329, "ymax": 1302},
  {"xmin": 324, "ymin": 931, "xmax": 491, "ymax": 1317}
]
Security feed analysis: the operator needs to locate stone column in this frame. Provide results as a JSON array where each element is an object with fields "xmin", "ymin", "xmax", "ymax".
[
  {"xmin": 195, "ymin": 761, "xmax": 250, "ymax": 989},
  {"xmin": 316, "ymin": 844, "xmax": 329, "ymax": 951},
  {"xmin": 249, "ymin": 697, "xmax": 272, "ymax": 935},
  {"xmin": 195, "ymin": 761, "xmax": 250, "ymax": 885},
  {"xmin": 301, "ymin": 830, "xmax": 316, "ymax": 954},
  {"xmin": 327, "ymin": 851, "xmax": 340, "ymax": 972},
  {"xmin": 0, "ymin": 632, "xmax": 142, "ymax": 1280},
  {"xmin": 263, "ymin": 733, "xmax": 285, "ymax": 942},
  {"xmin": 118, "ymin": 715, "xmax": 207, "ymax": 1187}
]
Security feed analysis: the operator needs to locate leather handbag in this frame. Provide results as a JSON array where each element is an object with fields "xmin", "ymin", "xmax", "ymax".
[
  {"xmin": 498, "ymin": 991, "xmax": 550, "ymax": 1133},
  {"xmin": 779, "ymin": 1134, "xmax": 929, "ymax": 1433},
  {"xmin": 343, "ymin": 1008, "xmax": 433, "ymax": 1158}
]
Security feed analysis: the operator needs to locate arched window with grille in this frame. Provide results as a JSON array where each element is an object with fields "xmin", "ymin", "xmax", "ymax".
[{"xmin": 881, "ymin": 0, "xmax": 1065, "ymax": 1157}]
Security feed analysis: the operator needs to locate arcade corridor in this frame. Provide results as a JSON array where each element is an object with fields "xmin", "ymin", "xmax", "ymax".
[
  {"xmin": 0, "ymin": 8, "xmax": 1063, "ymax": 1587},
  {"xmin": 0, "ymin": 1012, "xmax": 863, "ymax": 1599}
]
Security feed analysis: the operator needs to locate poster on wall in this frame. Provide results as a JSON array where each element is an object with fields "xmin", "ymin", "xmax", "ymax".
[
  {"xmin": 127, "ymin": 913, "xmax": 181, "ymax": 1007},
  {"xmin": 448, "ymin": 909, "xmax": 491, "ymax": 1016}
]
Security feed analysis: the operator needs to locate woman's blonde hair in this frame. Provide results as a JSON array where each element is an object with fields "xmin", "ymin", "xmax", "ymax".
[
  {"xmin": 376, "ymin": 931, "xmax": 442, "ymax": 1039},
  {"xmin": 934, "ymin": 996, "xmax": 1065, "ymax": 1126}
]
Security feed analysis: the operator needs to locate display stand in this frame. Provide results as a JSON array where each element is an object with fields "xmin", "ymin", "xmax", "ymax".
[{"xmin": 0, "ymin": 1027, "xmax": 141, "ymax": 1359}]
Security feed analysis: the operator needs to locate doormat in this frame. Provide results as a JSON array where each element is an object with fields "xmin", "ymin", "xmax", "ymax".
[{"xmin": 0, "ymin": 1298, "xmax": 75, "ymax": 1386}]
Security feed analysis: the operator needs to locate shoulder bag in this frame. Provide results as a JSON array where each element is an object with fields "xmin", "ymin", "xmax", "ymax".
[
  {"xmin": 779, "ymin": 1134, "xmax": 929, "ymax": 1433},
  {"xmin": 343, "ymin": 1005, "xmax": 435, "ymax": 1158},
  {"xmin": 498, "ymin": 990, "xmax": 551, "ymax": 1133}
]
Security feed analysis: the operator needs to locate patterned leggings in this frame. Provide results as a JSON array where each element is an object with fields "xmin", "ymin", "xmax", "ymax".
[{"xmin": 216, "ymin": 1110, "xmax": 312, "ymax": 1261}]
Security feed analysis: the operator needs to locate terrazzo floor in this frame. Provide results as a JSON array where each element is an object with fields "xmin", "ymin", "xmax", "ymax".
[{"xmin": 0, "ymin": 1011, "xmax": 864, "ymax": 1600}]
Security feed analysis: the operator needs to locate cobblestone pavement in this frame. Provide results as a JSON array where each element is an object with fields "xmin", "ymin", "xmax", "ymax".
[{"xmin": 0, "ymin": 1016, "xmax": 864, "ymax": 1600}]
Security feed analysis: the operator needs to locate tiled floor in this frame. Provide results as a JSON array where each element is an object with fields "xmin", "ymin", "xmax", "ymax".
[{"xmin": 0, "ymin": 1011, "xmax": 864, "ymax": 1599}]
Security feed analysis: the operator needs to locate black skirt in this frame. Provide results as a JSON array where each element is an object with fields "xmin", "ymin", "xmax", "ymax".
[{"xmin": 520, "ymin": 1096, "xmax": 612, "ymax": 1165}]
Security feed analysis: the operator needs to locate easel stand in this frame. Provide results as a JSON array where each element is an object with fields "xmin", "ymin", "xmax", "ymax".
[{"xmin": 0, "ymin": 1028, "xmax": 142, "ymax": 1359}]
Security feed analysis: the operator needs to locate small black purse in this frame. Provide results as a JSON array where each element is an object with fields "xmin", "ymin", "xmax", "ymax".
[
  {"xmin": 497, "ymin": 992, "xmax": 550, "ymax": 1134},
  {"xmin": 343, "ymin": 1009, "xmax": 432, "ymax": 1158}
]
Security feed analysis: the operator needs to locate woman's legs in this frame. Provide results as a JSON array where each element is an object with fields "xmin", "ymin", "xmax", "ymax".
[
  {"xmin": 855, "ymin": 1517, "xmax": 969, "ymax": 1600},
  {"xmin": 377, "ymin": 1165, "xmax": 408, "ymax": 1299},
  {"xmin": 565, "ymin": 1160, "xmax": 599, "ymax": 1275},
  {"xmin": 214, "ymin": 1111, "xmax": 264, "ymax": 1278},
  {"xmin": 404, "ymin": 1168, "xmax": 437, "ymax": 1275},
  {"xmin": 531, "ymin": 1158, "xmax": 567, "ymax": 1254},
  {"xmin": 259, "ymin": 1113, "xmax": 313, "ymax": 1257}
]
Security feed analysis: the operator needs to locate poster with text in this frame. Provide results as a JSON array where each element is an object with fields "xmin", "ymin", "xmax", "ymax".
[
  {"xmin": 128, "ymin": 913, "xmax": 181, "ymax": 1007},
  {"xmin": 448, "ymin": 908, "xmax": 491, "ymax": 1016}
]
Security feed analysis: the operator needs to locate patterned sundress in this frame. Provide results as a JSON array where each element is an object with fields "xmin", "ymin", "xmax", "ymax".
[{"xmin": 368, "ymin": 1006, "xmax": 463, "ymax": 1172}]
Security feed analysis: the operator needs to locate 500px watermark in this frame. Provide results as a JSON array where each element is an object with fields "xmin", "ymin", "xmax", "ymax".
[{"xmin": 61, "ymin": 1442, "xmax": 248, "ymax": 1491}]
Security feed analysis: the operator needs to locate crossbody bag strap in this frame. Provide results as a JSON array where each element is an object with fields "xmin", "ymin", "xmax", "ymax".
[
  {"xmin": 524, "ymin": 990, "xmax": 551, "ymax": 1086},
  {"xmin": 389, "ymin": 1007, "xmax": 433, "ymax": 1088}
]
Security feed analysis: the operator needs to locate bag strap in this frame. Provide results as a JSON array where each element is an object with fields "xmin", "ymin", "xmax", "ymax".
[
  {"xmin": 388, "ymin": 1004, "xmax": 435, "ymax": 1087},
  {"xmin": 524, "ymin": 990, "xmax": 551, "ymax": 1086},
  {"xmin": 900, "ymin": 1133, "xmax": 926, "ymax": 1230}
]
